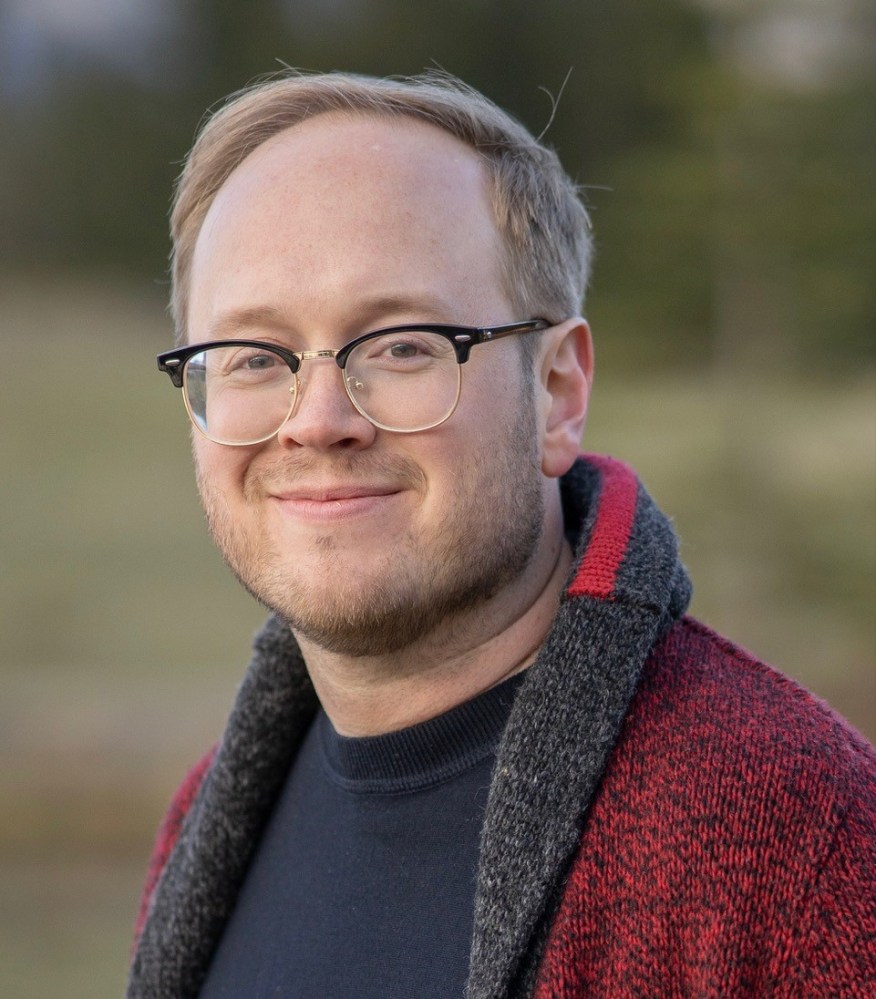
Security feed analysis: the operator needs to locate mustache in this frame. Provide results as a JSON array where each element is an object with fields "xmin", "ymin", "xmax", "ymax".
[{"xmin": 247, "ymin": 451, "xmax": 428, "ymax": 494}]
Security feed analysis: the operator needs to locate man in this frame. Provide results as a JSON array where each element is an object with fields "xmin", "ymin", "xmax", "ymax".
[{"xmin": 128, "ymin": 72, "xmax": 875, "ymax": 998}]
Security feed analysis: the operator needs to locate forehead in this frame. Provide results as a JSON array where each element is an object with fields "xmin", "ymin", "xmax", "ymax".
[
  {"xmin": 187, "ymin": 113, "xmax": 510, "ymax": 333},
  {"xmin": 223, "ymin": 111, "xmax": 489, "ymax": 203}
]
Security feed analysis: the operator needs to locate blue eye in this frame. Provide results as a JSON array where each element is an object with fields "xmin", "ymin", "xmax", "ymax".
[
  {"xmin": 245, "ymin": 353, "xmax": 277, "ymax": 369},
  {"xmin": 389, "ymin": 342, "xmax": 420, "ymax": 359}
]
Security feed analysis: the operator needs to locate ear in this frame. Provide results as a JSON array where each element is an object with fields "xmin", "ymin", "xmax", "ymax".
[{"xmin": 537, "ymin": 318, "xmax": 594, "ymax": 478}]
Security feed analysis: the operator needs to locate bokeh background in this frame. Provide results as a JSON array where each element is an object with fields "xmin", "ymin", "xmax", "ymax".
[{"xmin": 1, "ymin": 1, "xmax": 874, "ymax": 995}]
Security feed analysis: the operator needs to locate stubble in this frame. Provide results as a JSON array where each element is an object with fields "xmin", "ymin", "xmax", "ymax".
[{"xmin": 196, "ymin": 400, "xmax": 544, "ymax": 658}]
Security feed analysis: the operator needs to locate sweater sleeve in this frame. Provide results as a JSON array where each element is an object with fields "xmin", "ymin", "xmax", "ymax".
[
  {"xmin": 779, "ymin": 765, "xmax": 876, "ymax": 996},
  {"xmin": 131, "ymin": 747, "xmax": 216, "ymax": 948}
]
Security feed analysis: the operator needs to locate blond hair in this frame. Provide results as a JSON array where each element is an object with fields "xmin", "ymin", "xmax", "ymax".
[{"xmin": 170, "ymin": 71, "xmax": 592, "ymax": 342}]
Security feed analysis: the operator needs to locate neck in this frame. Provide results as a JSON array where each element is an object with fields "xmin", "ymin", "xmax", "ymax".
[{"xmin": 296, "ymin": 524, "xmax": 573, "ymax": 737}]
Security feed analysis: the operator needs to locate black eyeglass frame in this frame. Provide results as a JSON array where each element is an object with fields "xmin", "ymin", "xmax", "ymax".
[
  {"xmin": 156, "ymin": 318, "xmax": 550, "ymax": 387},
  {"xmin": 157, "ymin": 319, "xmax": 552, "ymax": 447}
]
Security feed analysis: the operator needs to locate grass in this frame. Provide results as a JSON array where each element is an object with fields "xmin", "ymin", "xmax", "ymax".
[
  {"xmin": 1, "ymin": 276, "xmax": 873, "ymax": 996},
  {"xmin": 0, "ymin": 859, "xmax": 144, "ymax": 999}
]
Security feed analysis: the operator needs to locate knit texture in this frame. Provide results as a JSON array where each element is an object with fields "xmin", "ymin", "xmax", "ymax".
[
  {"xmin": 127, "ymin": 455, "xmax": 875, "ymax": 998},
  {"xmin": 532, "ymin": 618, "xmax": 876, "ymax": 998}
]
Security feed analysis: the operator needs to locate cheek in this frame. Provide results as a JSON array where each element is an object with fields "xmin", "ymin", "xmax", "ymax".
[
  {"xmin": 468, "ymin": 344, "xmax": 526, "ymax": 411},
  {"xmin": 417, "ymin": 425, "xmax": 494, "ymax": 505},
  {"xmin": 193, "ymin": 437, "xmax": 253, "ymax": 496}
]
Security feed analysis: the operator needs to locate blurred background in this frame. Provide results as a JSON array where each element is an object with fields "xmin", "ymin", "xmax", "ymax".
[{"xmin": 1, "ymin": 0, "xmax": 873, "ymax": 995}]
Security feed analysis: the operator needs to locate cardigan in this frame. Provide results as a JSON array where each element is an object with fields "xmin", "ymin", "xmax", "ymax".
[{"xmin": 127, "ymin": 454, "xmax": 876, "ymax": 998}]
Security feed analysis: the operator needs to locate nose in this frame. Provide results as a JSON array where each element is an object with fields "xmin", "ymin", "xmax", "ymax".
[{"xmin": 275, "ymin": 355, "xmax": 377, "ymax": 451}]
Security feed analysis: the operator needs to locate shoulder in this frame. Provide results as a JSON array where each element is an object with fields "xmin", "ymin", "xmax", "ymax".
[
  {"xmin": 630, "ymin": 615, "xmax": 875, "ymax": 792},
  {"xmin": 610, "ymin": 615, "xmax": 876, "ymax": 850}
]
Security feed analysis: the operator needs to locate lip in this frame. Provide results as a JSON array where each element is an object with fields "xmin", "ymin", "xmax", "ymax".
[{"xmin": 267, "ymin": 483, "xmax": 405, "ymax": 523}]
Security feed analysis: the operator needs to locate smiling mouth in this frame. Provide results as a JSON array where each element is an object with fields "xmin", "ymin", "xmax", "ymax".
[
  {"xmin": 270, "ymin": 484, "xmax": 403, "ymax": 503},
  {"xmin": 267, "ymin": 484, "xmax": 405, "ymax": 522}
]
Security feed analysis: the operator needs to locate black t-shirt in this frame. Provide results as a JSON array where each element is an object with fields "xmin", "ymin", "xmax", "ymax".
[{"xmin": 200, "ymin": 672, "xmax": 524, "ymax": 998}]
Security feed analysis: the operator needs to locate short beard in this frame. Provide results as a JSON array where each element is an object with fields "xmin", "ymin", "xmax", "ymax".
[{"xmin": 197, "ymin": 388, "xmax": 544, "ymax": 658}]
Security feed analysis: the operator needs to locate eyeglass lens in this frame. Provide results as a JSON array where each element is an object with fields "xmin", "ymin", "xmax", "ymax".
[{"xmin": 182, "ymin": 331, "xmax": 463, "ymax": 444}]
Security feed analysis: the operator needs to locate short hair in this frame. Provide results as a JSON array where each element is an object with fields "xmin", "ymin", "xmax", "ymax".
[{"xmin": 170, "ymin": 71, "xmax": 593, "ymax": 345}]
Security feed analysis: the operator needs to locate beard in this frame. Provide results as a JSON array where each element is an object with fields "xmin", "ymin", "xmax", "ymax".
[{"xmin": 196, "ymin": 397, "xmax": 545, "ymax": 658}]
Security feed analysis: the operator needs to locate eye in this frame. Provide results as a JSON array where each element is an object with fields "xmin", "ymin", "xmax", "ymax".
[
  {"xmin": 243, "ymin": 352, "xmax": 277, "ymax": 369},
  {"xmin": 348, "ymin": 330, "xmax": 454, "ymax": 373},
  {"xmin": 225, "ymin": 347, "xmax": 280, "ymax": 371},
  {"xmin": 364, "ymin": 333, "xmax": 442, "ymax": 360},
  {"xmin": 215, "ymin": 346, "xmax": 288, "ymax": 382},
  {"xmin": 388, "ymin": 341, "xmax": 422, "ymax": 359}
]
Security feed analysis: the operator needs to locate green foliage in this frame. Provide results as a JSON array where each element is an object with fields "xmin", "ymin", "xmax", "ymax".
[{"xmin": 0, "ymin": 0, "xmax": 872, "ymax": 371}]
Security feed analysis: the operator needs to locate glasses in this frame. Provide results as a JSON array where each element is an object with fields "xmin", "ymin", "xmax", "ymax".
[{"xmin": 157, "ymin": 319, "xmax": 549, "ymax": 445}]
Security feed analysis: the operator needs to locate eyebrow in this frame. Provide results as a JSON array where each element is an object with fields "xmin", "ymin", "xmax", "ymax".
[
  {"xmin": 203, "ymin": 293, "xmax": 460, "ymax": 343},
  {"xmin": 347, "ymin": 293, "xmax": 457, "ymax": 328},
  {"xmin": 204, "ymin": 305, "xmax": 291, "ymax": 340}
]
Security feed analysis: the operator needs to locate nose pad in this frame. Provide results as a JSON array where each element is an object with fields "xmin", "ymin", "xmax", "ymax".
[
  {"xmin": 267, "ymin": 377, "xmax": 300, "ymax": 437},
  {"xmin": 344, "ymin": 373, "xmax": 372, "ymax": 421}
]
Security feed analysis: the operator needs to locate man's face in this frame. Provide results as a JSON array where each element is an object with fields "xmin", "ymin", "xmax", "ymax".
[{"xmin": 186, "ymin": 113, "xmax": 552, "ymax": 657}]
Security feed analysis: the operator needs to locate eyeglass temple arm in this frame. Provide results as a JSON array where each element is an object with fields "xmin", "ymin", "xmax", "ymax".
[{"xmin": 454, "ymin": 319, "xmax": 550, "ymax": 362}]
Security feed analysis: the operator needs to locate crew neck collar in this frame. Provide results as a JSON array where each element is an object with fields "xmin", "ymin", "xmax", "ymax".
[{"xmin": 318, "ymin": 671, "xmax": 527, "ymax": 794}]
